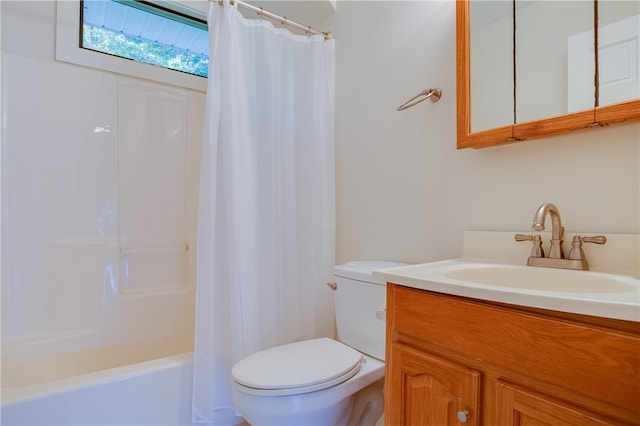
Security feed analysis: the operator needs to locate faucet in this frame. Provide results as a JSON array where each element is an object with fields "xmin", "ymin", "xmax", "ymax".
[
  {"xmin": 515, "ymin": 203, "xmax": 607, "ymax": 271},
  {"xmin": 531, "ymin": 203, "xmax": 564, "ymax": 259}
]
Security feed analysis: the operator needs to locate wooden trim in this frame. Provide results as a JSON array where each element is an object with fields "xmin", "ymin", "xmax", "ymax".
[
  {"xmin": 595, "ymin": 99, "xmax": 640, "ymax": 124},
  {"xmin": 512, "ymin": 110, "xmax": 595, "ymax": 141},
  {"xmin": 455, "ymin": 0, "xmax": 472, "ymax": 149}
]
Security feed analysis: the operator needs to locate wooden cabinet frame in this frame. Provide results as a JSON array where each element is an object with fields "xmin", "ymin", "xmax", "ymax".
[{"xmin": 385, "ymin": 284, "xmax": 640, "ymax": 425}]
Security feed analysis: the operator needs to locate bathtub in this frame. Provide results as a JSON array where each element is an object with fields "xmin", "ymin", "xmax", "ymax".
[{"xmin": 1, "ymin": 352, "xmax": 195, "ymax": 425}]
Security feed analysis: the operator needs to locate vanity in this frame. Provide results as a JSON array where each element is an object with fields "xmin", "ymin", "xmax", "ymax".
[
  {"xmin": 382, "ymin": 285, "xmax": 639, "ymax": 425},
  {"xmin": 375, "ymin": 231, "xmax": 640, "ymax": 425}
]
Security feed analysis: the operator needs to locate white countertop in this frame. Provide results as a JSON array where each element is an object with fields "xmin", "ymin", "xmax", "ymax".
[{"xmin": 374, "ymin": 258, "xmax": 640, "ymax": 322}]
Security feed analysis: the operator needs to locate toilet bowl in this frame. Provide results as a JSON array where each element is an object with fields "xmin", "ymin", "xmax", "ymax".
[{"xmin": 231, "ymin": 261, "xmax": 407, "ymax": 426}]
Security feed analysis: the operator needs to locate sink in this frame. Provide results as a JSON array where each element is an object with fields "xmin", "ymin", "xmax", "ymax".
[
  {"xmin": 373, "ymin": 259, "xmax": 640, "ymax": 322},
  {"xmin": 444, "ymin": 263, "xmax": 635, "ymax": 293}
]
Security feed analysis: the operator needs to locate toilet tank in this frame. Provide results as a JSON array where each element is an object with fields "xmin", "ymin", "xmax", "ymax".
[{"xmin": 333, "ymin": 261, "xmax": 407, "ymax": 361}]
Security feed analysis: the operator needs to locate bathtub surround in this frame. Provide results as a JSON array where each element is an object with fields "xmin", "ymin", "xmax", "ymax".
[
  {"xmin": 192, "ymin": 1, "xmax": 336, "ymax": 423},
  {"xmin": 1, "ymin": 50, "xmax": 201, "ymax": 366},
  {"xmin": 1, "ymin": 0, "xmax": 201, "ymax": 410}
]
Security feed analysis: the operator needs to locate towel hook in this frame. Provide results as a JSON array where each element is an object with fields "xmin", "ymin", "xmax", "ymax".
[{"xmin": 397, "ymin": 88, "xmax": 441, "ymax": 111}]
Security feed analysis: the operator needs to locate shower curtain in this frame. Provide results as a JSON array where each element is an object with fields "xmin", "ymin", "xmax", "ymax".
[{"xmin": 192, "ymin": 1, "xmax": 336, "ymax": 424}]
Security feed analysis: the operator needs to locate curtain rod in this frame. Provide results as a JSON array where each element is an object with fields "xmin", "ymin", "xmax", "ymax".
[{"xmin": 212, "ymin": 0, "xmax": 332, "ymax": 40}]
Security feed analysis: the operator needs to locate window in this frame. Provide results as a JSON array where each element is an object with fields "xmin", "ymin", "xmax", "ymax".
[
  {"xmin": 56, "ymin": 1, "xmax": 208, "ymax": 91},
  {"xmin": 81, "ymin": 0, "xmax": 209, "ymax": 78}
]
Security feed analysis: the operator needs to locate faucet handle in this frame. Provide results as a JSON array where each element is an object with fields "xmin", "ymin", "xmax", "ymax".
[
  {"xmin": 515, "ymin": 234, "xmax": 544, "ymax": 258},
  {"xmin": 581, "ymin": 236, "xmax": 607, "ymax": 245},
  {"xmin": 568, "ymin": 235, "xmax": 607, "ymax": 260}
]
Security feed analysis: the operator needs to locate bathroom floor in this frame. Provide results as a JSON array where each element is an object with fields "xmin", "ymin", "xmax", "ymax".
[{"xmin": 237, "ymin": 412, "xmax": 384, "ymax": 425}]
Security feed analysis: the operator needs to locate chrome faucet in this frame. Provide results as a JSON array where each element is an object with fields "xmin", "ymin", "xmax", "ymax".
[
  {"xmin": 531, "ymin": 203, "xmax": 564, "ymax": 259},
  {"xmin": 515, "ymin": 203, "xmax": 606, "ymax": 271}
]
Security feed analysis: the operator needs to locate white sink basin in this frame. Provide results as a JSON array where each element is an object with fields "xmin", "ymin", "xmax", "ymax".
[
  {"xmin": 444, "ymin": 264, "xmax": 635, "ymax": 294},
  {"xmin": 373, "ymin": 259, "xmax": 640, "ymax": 322}
]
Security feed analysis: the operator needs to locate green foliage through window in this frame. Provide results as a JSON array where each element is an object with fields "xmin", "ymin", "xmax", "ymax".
[
  {"xmin": 81, "ymin": 1, "xmax": 209, "ymax": 78},
  {"xmin": 82, "ymin": 24, "xmax": 208, "ymax": 77}
]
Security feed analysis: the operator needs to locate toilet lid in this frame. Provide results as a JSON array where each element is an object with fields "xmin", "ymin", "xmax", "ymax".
[{"xmin": 232, "ymin": 338, "xmax": 364, "ymax": 394}]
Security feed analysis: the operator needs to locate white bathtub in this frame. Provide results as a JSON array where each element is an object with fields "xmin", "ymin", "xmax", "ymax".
[{"xmin": 1, "ymin": 352, "xmax": 196, "ymax": 426}]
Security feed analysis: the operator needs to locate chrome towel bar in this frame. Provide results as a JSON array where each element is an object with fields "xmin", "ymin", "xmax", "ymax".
[{"xmin": 397, "ymin": 88, "xmax": 441, "ymax": 111}]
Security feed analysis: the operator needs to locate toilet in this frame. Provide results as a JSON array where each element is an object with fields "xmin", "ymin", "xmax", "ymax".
[{"xmin": 231, "ymin": 261, "xmax": 406, "ymax": 426}]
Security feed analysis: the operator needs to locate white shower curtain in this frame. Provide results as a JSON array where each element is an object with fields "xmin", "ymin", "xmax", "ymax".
[{"xmin": 192, "ymin": 1, "xmax": 336, "ymax": 424}]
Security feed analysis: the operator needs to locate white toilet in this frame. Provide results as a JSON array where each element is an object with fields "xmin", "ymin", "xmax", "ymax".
[{"xmin": 231, "ymin": 261, "xmax": 406, "ymax": 426}]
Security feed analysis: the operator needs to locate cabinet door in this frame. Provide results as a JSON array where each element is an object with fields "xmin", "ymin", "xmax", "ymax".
[
  {"xmin": 496, "ymin": 381, "xmax": 622, "ymax": 426},
  {"xmin": 386, "ymin": 344, "xmax": 481, "ymax": 426}
]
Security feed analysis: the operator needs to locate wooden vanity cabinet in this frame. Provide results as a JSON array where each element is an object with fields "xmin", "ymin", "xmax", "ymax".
[{"xmin": 384, "ymin": 284, "xmax": 640, "ymax": 425}]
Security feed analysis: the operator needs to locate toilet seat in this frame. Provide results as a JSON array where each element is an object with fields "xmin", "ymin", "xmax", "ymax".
[{"xmin": 232, "ymin": 338, "xmax": 364, "ymax": 396}]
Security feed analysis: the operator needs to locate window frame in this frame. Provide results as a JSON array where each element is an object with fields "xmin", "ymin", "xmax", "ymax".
[{"xmin": 56, "ymin": 0, "xmax": 208, "ymax": 91}]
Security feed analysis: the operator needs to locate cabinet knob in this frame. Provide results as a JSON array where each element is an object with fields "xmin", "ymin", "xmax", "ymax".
[
  {"xmin": 456, "ymin": 410, "xmax": 470, "ymax": 423},
  {"xmin": 326, "ymin": 282, "xmax": 337, "ymax": 290}
]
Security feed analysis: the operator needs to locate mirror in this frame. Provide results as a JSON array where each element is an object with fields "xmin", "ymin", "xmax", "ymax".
[
  {"xmin": 457, "ymin": 0, "xmax": 640, "ymax": 149},
  {"xmin": 516, "ymin": 1, "xmax": 593, "ymax": 123},
  {"xmin": 470, "ymin": 1, "xmax": 513, "ymax": 132},
  {"xmin": 596, "ymin": 1, "xmax": 640, "ymax": 108}
]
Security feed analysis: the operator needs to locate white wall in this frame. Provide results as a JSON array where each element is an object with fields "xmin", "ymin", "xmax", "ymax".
[
  {"xmin": 323, "ymin": 1, "xmax": 639, "ymax": 265},
  {"xmin": 1, "ymin": 1, "xmax": 203, "ymax": 361}
]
